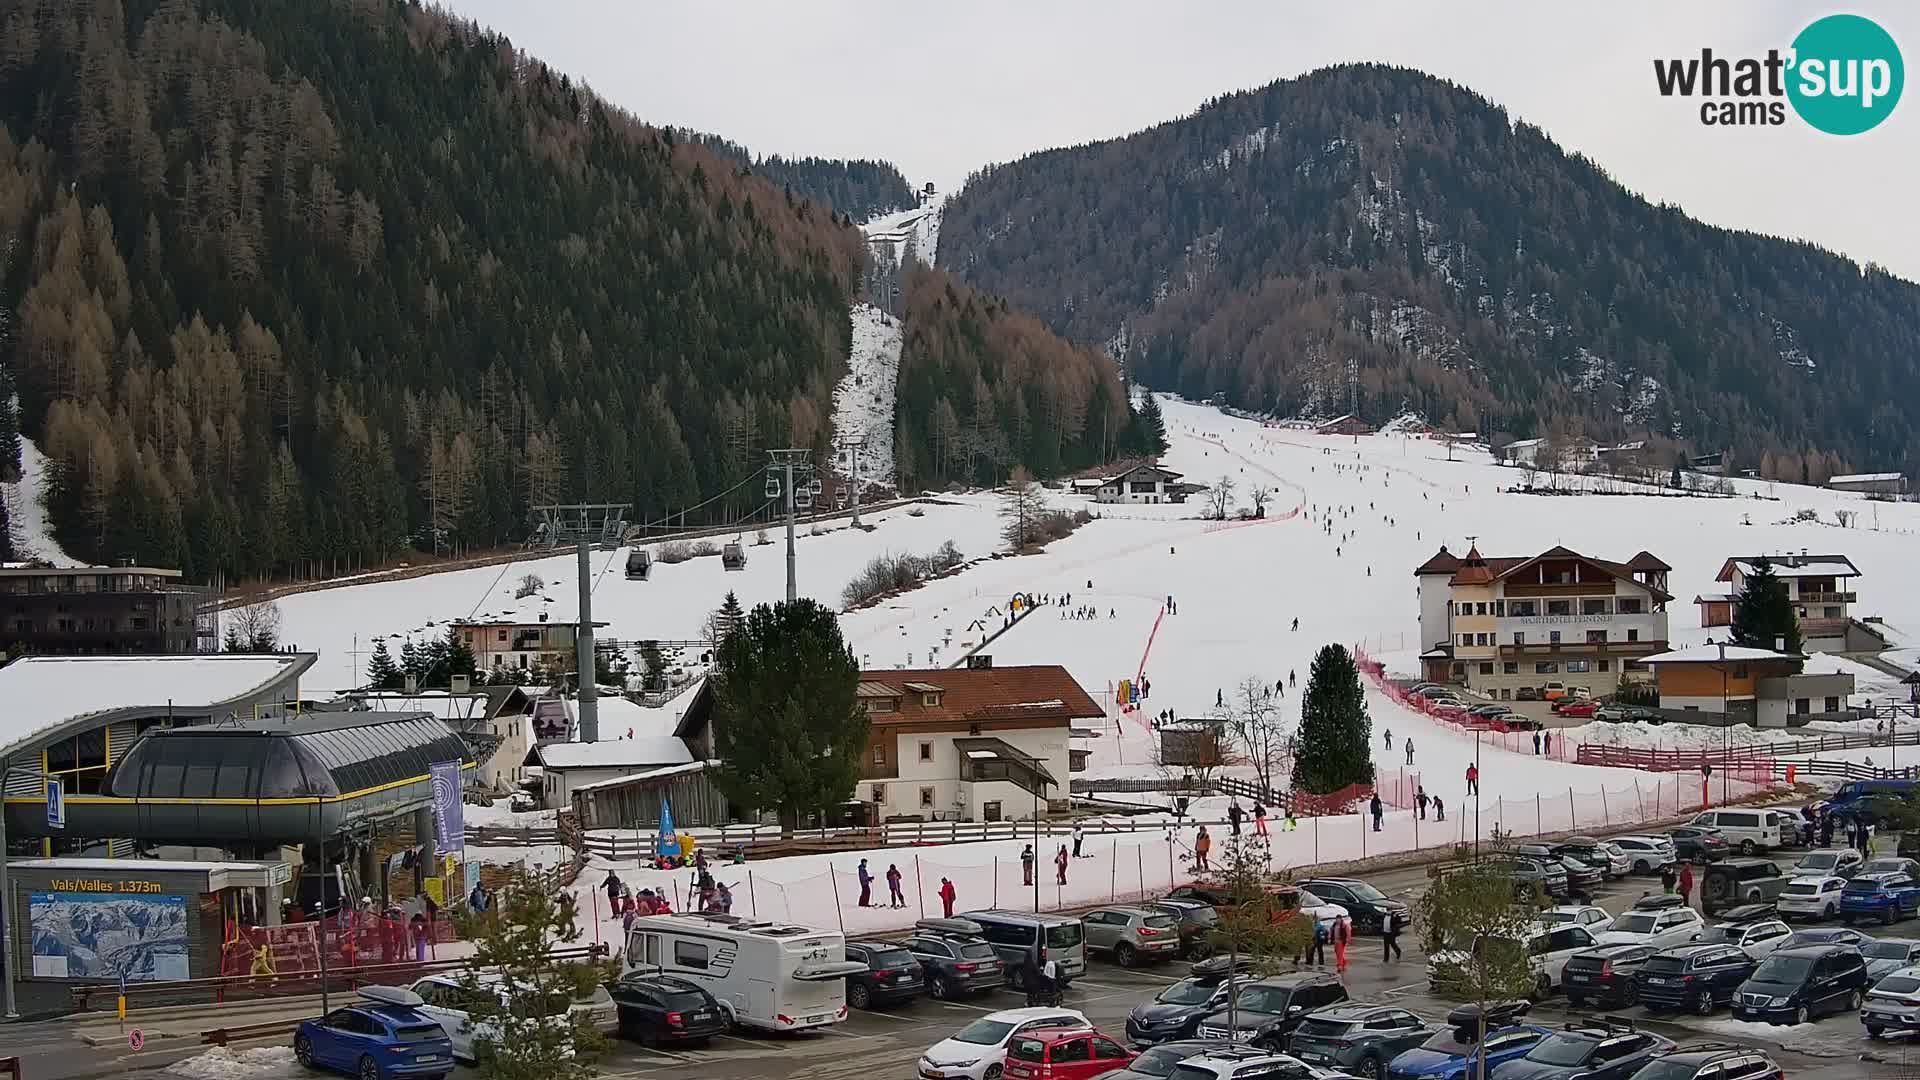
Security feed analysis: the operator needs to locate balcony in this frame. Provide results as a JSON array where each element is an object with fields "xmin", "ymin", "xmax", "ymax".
[
  {"xmin": 1498, "ymin": 639, "xmax": 1669, "ymax": 658},
  {"xmin": 955, "ymin": 736, "xmax": 1057, "ymax": 797},
  {"xmin": 1794, "ymin": 591, "xmax": 1856, "ymax": 605}
]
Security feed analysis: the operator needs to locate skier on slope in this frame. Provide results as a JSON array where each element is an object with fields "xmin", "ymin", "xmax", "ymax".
[{"xmin": 1405, "ymin": 738, "xmax": 1414, "ymax": 766}]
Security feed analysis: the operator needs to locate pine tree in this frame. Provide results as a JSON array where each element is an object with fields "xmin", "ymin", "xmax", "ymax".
[
  {"xmin": 714, "ymin": 591, "xmax": 745, "ymax": 641},
  {"xmin": 449, "ymin": 864, "xmax": 604, "ymax": 1080},
  {"xmin": 443, "ymin": 625, "xmax": 477, "ymax": 684},
  {"xmin": 1134, "ymin": 393, "xmax": 1169, "ymax": 456},
  {"xmin": 366, "ymin": 638, "xmax": 402, "ymax": 689},
  {"xmin": 1293, "ymin": 643, "xmax": 1374, "ymax": 793},
  {"xmin": 1730, "ymin": 556, "xmax": 1803, "ymax": 659},
  {"xmin": 708, "ymin": 598, "xmax": 870, "ymax": 832},
  {"xmin": 399, "ymin": 638, "xmax": 426, "ymax": 684}
]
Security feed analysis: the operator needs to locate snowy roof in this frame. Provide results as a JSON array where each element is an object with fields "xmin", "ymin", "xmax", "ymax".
[
  {"xmin": 1829, "ymin": 472, "xmax": 1905, "ymax": 484},
  {"xmin": 1719, "ymin": 555, "xmax": 1860, "ymax": 581},
  {"xmin": 571, "ymin": 760, "xmax": 708, "ymax": 794},
  {"xmin": 330, "ymin": 692, "xmax": 491, "ymax": 722},
  {"xmin": 1503, "ymin": 438, "xmax": 1546, "ymax": 449},
  {"xmin": 1692, "ymin": 594, "xmax": 1735, "ymax": 604},
  {"xmin": 591, "ymin": 695, "xmax": 683, "ymax": 741},
  {"xmin": 1640, "ymin": 645, "xmax": 1802, "ymax": 665},
  {"xmin": 0, "ymin": 653, "xmax": 316, "ymax": 760},
  {"xmin": 8, "ymin": 858, "xmax": 278, "ymax": 873},
  {"xmin": 530, "ymin": 736, "xmax": 694, "ymax": 770}
]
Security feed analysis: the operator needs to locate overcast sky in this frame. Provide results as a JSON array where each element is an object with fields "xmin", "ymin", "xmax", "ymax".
[{"xmin": 442, "ymin": 1, "xmax": 1918, "ymax": 282}]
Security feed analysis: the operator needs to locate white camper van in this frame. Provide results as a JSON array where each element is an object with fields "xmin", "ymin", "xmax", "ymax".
[{"xmin": 622, "ymin": 912, "xmax": 865, "ymax": 1033}]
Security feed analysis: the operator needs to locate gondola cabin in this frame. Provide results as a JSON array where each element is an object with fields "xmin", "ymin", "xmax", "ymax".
[
  {"xmin": 721, "ymin": 542, "xmax": 747, "ymax": 572},
  {"xmin": 625, "ymin": 548, "xmax": 652, "ymax": 581}
]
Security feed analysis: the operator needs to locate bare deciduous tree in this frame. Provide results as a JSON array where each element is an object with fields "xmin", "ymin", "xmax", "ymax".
[
  {"xmin": 223, "ymin": 599, "xmax": 282, "ymax": 652},
  {"xmin": 1205, "ymin": 474, "xmax": 1237, "ymax": 520},
  {"xmin": 1225, "ymin": 676, "xmax": 1292, "ymax": 799},
  {"xmin": 1249, "ymin": 485, "xmax": 1270, "ymax": 518},
  {"xmin": 1000, "ymin": 465, "xmax": 1048, "ymax": 549}
]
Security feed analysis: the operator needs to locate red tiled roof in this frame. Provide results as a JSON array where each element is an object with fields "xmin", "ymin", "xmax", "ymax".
[
  {"xmin": 1413, "ymin": 547, "xmax": 1461, "ymax": 576},
  {"xmin": 860, "ymin": 665, "xmax": 1104, "ymax": 728},
  {"xmin": 1443, "ymin": 546, "xmax": 1674, "ymax": 602}
]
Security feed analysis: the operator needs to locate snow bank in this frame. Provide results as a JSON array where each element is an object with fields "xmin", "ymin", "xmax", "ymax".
[
  {"xmin": 4, "ymin": 433, "xmax": 82, "ymax": 566},
  {"xmin": 167, "ymin": 1047, "xmax": 297, "ymax": 1080}
]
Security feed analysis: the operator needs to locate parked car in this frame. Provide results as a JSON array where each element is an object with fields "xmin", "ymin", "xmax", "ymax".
[
  {"xmin": 843, "ymin": 940, "xmax": 926, "ymax": 1010},
  {"xmin": 1633, "ymin": 944, "xmax": 1757, "ymax": 1015},
  {"xmin": 1196, "ymin": 972, "xmax": 1350, "ymax": 1049},
  {"xmin": 1777, "ymin": 876, "xmax": 1848, "ymax": 921},
  {"xmin": 1793, "ymin": 848, "xmax": 1865, "ymax": 879},
  {"xmin": 1595, "ymin": 900, "xmax": 1704, "ymax": 949},
  {"xmin": 1468, "ymin": 704, "xmax": 1514, "ymax": 720},
  {"xmin": 1151, "ymin": 898, "xmax": 1223, "ymax": 960},
  {"xmin": 1285, "ymin": 1003, "xmax": 1435, "ymax": 1078},
  {"xmin": 1084, "ymin": 907, "xmax": 1185, "ymax": 968},
  {"xmin": 1864, "ymin": 857, "xmax": 1920, "ymax": 877},
  {"xmin": 1840, "ymin": 872, "xmax": 1920, "ymax": 925},
  {"xmin": 1691, "ymin": 910, "xmax": 1791, "ymax": 959},
  {"xmin": 1824, "ymin": 777, "xmax": 1920, "ymax": 825},
  {"xmin": 1592, "ymin": 705, "xmax": 1661, "ymax": 723},
  {"xmin": 1094, "ymin": 1039, "xmax": 1234, "ymax": 1080},
  {"xmin": 1560, "ymin": 944, "xmax": 1654, "ymax": 1009},
  {"xmin": 917, "ymin": 1007, "xmax": 1091, "ymax": 1080},
  {"xmin": 1862, "ymin": 965, "xmax": 1920, "ymax": 1039},
  {"xmin": 1552, "ymin": 839, "xmax": 1631, "ymax": 879},
  {"xmin": 1005, "ymin": 1024, "xmax": 1136, "ymax": 1080},
  {"xmin": 1541, "ymin": 683, "xmax": 1571, "ymax": 701},
  {"xmin": 1430, "ymin": 923, "xmax": 1602, "ymax": 1000},
  {"xmin": 1623, "ymin": 1043, "xmax": 1784, "ymax": 1080},
  {"xmin": 1385, "ymin": 1006, "xmax": 1547, "ymax": 1080},
  {"xmin": 1126, "ymin": 973, "xmax": 1245, "ymax": 1047},
  {"xmin": 1731, "ymin": 944, "xmax": 1869, "ymax": 1024},
  {"xmin": 904, "ymin": 918, "xmax": 1008, "ymax": 1000},
  {"xmin": 409, "ymin": 974, "xmax": 613, "ymax": 1062},
  {"xmin": 1783, "ymin": 926, "xmax": 1873, "ymax": 948},
  {"xmin": 1298, "ymin": 879, "xmax": 1411, "ymax": 936},
  {"xmin": 1509, "ymin": 847, "xmax": 1600, "ymax": 895},
  {"xmin": 604, "ymin": 974, "xmax": 728, "ymax": 1046},
  {"xmin": 1516, "ymin": 687, "xmax": 1540, "ymax": 702},
  {"xmin": 1165, "ymin": 885, "xmax": 1349, "ymax": 927},
  {"xmin": 1157, "ymin": 1048, "xmax": 1356, "ymax": 1080},
  {"xmin": 1539, "ymin": 905, "xmax": 1614, "ymax": 936},
  {"xmin": 1608, "ymin": 836, "xmax": 1678, "ymax": 875},
  {"xmin": 1664, "ymin": 827, "xmax": 1730, "ymax": 865},
  {"xmin": 1485, "ymin": 1018, "xmax": 1671, "ymax": 1080},
  {"xmin": 293, "ymin": 988, "xmax": 454, "ymax": 1080},
  {"xmin": 1488, "ymin": 857, "xmax": 1568, "ymax": 900},
  {"xmin": 1554, "ymin": 700, "xmax": 1601, "ymax": 719},
  {"xmin": 1767, "ymin": 809, "xmax": 1808, "ymax": 850},
  {"xmin": 1686, "ymin": 810, "xmax": 1783, "ymax": 855},
  {"xmin": 1861, "ymin": 940, "xmax": 1920, "ymax": 981},
  {"xmin": 1700, "ymin": 859, "xmax": 1787, "ymax": 916},
  {"xmin": 1416, "ymin": 686, "xmax": 1464, "ymax": 702}
]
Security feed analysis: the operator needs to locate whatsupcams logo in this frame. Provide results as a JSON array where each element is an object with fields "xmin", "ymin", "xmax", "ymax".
[{"xmin": 1653, "ymin": 13, "xmax": 1903, "ymax": 133}]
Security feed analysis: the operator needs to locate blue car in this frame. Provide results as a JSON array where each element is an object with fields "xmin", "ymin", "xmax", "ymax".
[
  {"xmin": 1840, "ymin": 872, "xmax": 1920, "ymax": 925},
  {"xmin": 294, "ymin": 987, "xmax": 453, "ymax": 1080},
  {"xmin": 1386, "ymin": 1022, "xmax": 1550, "ymax": 1080}
]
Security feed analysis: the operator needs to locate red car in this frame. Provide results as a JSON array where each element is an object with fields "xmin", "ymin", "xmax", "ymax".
[
  {"xmin": 1556, "ymin": 699, "xmax": 1601, "ymax": 718},
  {"xmin": 1004, "ymin": 1025, "xmax": 1135, "ymax": 1080}
]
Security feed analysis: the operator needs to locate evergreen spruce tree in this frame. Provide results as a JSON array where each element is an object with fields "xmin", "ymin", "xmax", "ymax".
[
  {"xmin": 1135, "ymin": 393, "xmax": 1170, "ymax": 456},
  {"xmin": 399, "ymin": 638, "xmax": 426, "ymax": 684},
  {"xmin": 717, "ymin": 591, "xmax": 745, "ymax": 639},
  {"xmin": 366, "ymin": 638, "xmax": 402, "ymax": 689},
  {"xmin": 1292, "ymin": 643, "xmax": 1374, "ymax": 793},
  {"xmin": 709, "ymin": 598, "xmax": 870, "ymax": 832},
  {"xmin": 443, "ymin": 625, "xmax": 477, "ymax": 683},
  {"xmin": 1730, "ymin": 556, "xmax": 1803, "ymax": 659}
]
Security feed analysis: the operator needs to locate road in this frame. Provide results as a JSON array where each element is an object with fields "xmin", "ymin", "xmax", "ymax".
[{"xmin": 11, "ymin": 849, "xmax": 1920, "ymax": 1080}]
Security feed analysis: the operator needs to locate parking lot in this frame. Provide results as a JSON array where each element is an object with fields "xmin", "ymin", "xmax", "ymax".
[{"xmin": 33, "ymin": 842, "xmax": 1920, "ymax": 1080}]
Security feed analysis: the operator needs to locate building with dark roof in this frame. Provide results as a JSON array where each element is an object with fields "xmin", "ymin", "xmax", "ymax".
[
  {"xmin": 1413, "ymin": 544, "xmax": 1672, "ymax": 698},
  {"xmin": 0, "ymin": 564, "xmax": 215, "ymax": 655}
]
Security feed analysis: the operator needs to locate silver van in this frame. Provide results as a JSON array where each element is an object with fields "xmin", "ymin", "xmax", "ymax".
[
  {"xmin": 1689, "ymin": 809, "xmax": 1785, "ymax": 854},
  {"xmin": 962, "ymin": 909, "xmax": 1089, "ymax": 988}
]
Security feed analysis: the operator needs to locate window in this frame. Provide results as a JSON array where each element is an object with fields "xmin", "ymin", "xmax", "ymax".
[
  {"xmin": 870, "ymin": 785, "xmax": 886, "ymax": 803},
  {"xmin": 1459, "ymin": 634, "xmax": 1471, "ymax": 647},
  {"xmin": 1091, "ymin": 1037, "xmax": 1127, "ymax": 1061},
  {"xmin": 1479, "ymin": 663, "xmax": 1494, "ymax": 675},
  {"xmin": 865, "ymin": 698, "xmax": 895, "ymax": 713},
  {"xmin": 1627, "ymin": 629, "xmax": 1640, "ymax": 643},
  {"xmin": 1547, "ymin": 600, "xmax": 1572, "ymax": 616},
  {"xmin": 496, "ymin": 629, "xmax": 508, "ymax": 642},
  {"xmin": 923, "ymin": 693, "xmax": 942, "ymax": 707},
  {"xmin": 1493, "ymin": 601, "xmax": 1506, "ymax": 616},
  {"xmin": 1476, "ymin": 633, "xmax": 1490, "ymax": 646},
  {"xmin": 1053, "ymin": 1039, "xmax": 1091, "ymax": 1063},
  {"xmin": 1795, "ymin": 698, "xmax": 1810, "ymax": 715},
  {"xmin": 1513, "ymin": 632, "xmax": 1526, "ymax": 645},
  {"xmin": 1549, "ymin": 630, "xmax": 1561, "ymax": 643},
  {"xmin": 1503, "ymin": 662, "xmax": 1519, "ymax": 674},
  {"xmin": 1597, "ymin": 659, "xmax": 1611, "ymax": 672},
  {"xmin": 1536, "ymin": 662, "xmax": 1559, "ymax": 674},
  {"xmin": 1510, "ymin": 601, "xmax": 1537, "ymax": 617},
  {"xmin": 1566, "ymin": 660, "xmax": 1589, "ymax": 673},
  {"xmin": 920, "ymin": 786, "xmax": 935, "ymax": 808},
  {"xmin": 1457, "ymin": 602, "xmax": 1471, "ymax": 616},
  {"xmin": 674, "ymin": 940, "xmax": 710, "ymax": 969},
  {"xmin": 1476, "ymin": 603, "xmax": 1488, "ymax": 615},
  {"xmin": 919, "ymin": 742, "xmax": 933, "ymax": 762},
  {"xmin": 1825, "ymin": 696, "xmax": 1840, "ymax": 712},
  {"xmin": 1582, "ymin": 598, "xmax": 1609, "ymax": 615},
  {"xmin": 1587, "ymin": 629, "xmax": 1607, "ymax": 643},
  {"xmin": 871, "ymin": 744, "xmax": 886, "ymax": 765},
  {"xmin": 1733, "ymin": 664, "xmax": 1748, "ymax": 678}
]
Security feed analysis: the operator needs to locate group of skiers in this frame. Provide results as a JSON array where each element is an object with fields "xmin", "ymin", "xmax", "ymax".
[
  {"xmin": 854, "ymin": 858, "xmax": 910, "ymax": 908},
  {"xmin": 1018, "ymin": 843, "xmax": 1074, "ymax": 886}
]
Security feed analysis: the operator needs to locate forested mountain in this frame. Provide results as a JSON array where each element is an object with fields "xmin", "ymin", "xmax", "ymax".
[
  {"xmin": 941, "ymin": 64, "xmax": 1920, "ymax": 477},
  {"xmin": 0, "ymin": 0, "xmax": 867, "ymax": 580},
  {"xmin": 892, "ymin": 266, "xmax": 1145, "ymax": 491},
  {"xmin": 679, "ymin": 132, "xmax": 916, "ymax": 222}
]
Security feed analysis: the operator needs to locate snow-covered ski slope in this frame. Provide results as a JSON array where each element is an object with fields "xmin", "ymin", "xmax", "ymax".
[
  {"xmin": 862, "ymin": 192, "xmax": 943, "ymax": 268},
  {"xmin": 3, "ymin": 434, "xmax": 82, "ymax": 567},
  {"xmin": 280, "ymin": 395, "xmax": 1919, "ymax": 783},
  {"xmin": 829, "ymin": 303, "xmax": 902, "ymax": 492}
]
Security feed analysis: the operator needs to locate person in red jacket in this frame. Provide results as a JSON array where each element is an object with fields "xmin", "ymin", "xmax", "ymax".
[
  {"xmin": 1333, "ymin": 916, "xmax": 1352, "ymax": 973},
  {"xmin": 1465, "ymin": 763, "xmax": 1479, "ymax": 796},
  {"xmin": 939, "ymin": 877, "xmax": 957, "ymax": 918}
]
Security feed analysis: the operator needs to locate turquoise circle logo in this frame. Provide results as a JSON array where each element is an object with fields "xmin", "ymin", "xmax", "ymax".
[{"xmin": 1787, "ymin": 14, "xmax": 1903, "ymax": 134}]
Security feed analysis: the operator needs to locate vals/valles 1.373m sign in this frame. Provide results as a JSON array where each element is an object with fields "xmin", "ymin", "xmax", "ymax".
[{"xmin": 1653, "ymin": 13, "xmax": 1904, "ymax": 133}]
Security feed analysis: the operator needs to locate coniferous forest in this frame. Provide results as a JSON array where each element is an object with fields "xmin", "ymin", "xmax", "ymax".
[
  {"xmin": 677, "ymin": 132, "xmax": 916, "ymax": 223},
  {"xmin": 941, "ymin": 64, "xmax": 1920, "ymax": 477},
  {"xmin": 0, "ymin": 0, "xmax": 868, "ymax": 577}
]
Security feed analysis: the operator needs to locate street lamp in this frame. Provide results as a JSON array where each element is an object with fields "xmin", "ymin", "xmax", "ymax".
[
  {"xmin": 1473, "ymin": 727, "xmax": 1482, "ymax": 858},
  {"xmin": 1718, "ymin": 640, "xmax": 1729, "ymax": 804}
]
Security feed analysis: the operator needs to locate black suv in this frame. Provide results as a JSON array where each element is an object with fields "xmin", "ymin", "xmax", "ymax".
[
  {"xmin": 842, "ymin": 939, "xmax": 924, "ymax": 1010},
  {"xmin": 1125, "ymin": 960, "xmax": 1249, "ymax": 1046},
  {"xmin": 1633, "ymin": 944, "xmax": 1756, "ymax": 1015},
  {"xmin": 1299, "ymin": 878, "xmax": 1410, "ymax": 935},
  {"xmin": 901, "ymin": 918, "xmax": 1006, "ymax": 999},
  {"xmin": 1486, "ymin": 1019, "xmax": 1673, "ymax": 1080},
  {"xmin": 1732, "ymin": 943, "xmax": 1869, "ymax": 1024},
  {"xmin": 1626, "ymin": 1043, "xmax": 1785, "ymax": 1080},
  {"xmin": 1195, "ymin": 971, "xmax": 1348, "ymax": 1050},
  {"xmin": 1701, "ymin": 858, "xmax": 1786, "ymax": 915},
  {"xmin": 1561, "ymin": 943, "xmax": 1655, "ymax": 1009},
  {"xmin": 1284, "ymin": 1003, "xmax": 1434, "ymax": 1078}
]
